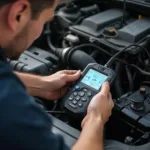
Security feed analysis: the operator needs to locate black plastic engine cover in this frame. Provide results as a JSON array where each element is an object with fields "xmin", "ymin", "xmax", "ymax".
[
  {"xmin": 71, "ymin": 9, "xmax": 124, "ymax": 37},
  {"xmin": 118, "ymin": 18, "xmax": 150, "ymax": 43}
]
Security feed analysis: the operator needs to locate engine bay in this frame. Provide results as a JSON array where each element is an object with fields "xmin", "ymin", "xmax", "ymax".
[{"xmin": 10, "ymin": 0, "xmax": 150, "ymax": 148}]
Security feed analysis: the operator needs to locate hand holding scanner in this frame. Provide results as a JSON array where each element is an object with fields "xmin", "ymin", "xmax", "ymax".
[{"xmin": 63, "ymin": 63, "xmax": 116, "ymax": 116}]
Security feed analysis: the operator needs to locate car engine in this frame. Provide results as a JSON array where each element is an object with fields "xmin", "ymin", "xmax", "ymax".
[{"xmin": 9, "ymin": 0, "xmax": 150, "ymax": 148}]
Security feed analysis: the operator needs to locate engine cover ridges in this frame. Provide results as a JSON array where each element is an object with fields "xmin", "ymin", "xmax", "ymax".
[
  {"xmin": 72, "ymin": 9, "xmax": 124, "ymax": 37},
  {"xmin": 82, "ymin": 9, "xmax": 123, "ymax": 31},
  {"xmin": 118, "ymin": 18, "xmax": 150, "ymax": 43}
]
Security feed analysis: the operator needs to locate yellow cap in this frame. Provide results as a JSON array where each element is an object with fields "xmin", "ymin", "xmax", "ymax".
[
  {"xmin": 109, "ymin": 28, "xmax": 116, "ymax": 33},
  {"xmin": 138, "ymin": 15, "xmax": 142, "ymax": 19}
]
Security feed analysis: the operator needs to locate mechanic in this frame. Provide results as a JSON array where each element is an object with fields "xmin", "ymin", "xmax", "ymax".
[{"xmin": 0, "ymin": 0, "xmax": 114, "ymax": 150}]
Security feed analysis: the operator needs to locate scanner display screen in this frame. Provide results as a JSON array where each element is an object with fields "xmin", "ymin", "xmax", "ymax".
[{"xmin": 81, "ymin": 69, "xmax": 108, "ymax": 90}]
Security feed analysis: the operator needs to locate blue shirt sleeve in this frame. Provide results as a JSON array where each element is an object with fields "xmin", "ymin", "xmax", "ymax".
[{"xmin": 0, "ymin": 60, "xmax": 70, "ymax": 150}]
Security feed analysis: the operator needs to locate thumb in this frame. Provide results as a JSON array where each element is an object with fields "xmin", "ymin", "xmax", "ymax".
[
  {"xmin": 65, "ymin": 70, "xmax": 81, "ymax": 82},
  {"xmin": 100, "ymin": 82, "xmax": 110, "ymax": 95}
]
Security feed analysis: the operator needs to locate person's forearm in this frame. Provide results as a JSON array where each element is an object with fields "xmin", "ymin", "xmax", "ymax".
[
  {"xmin": 14, "ymin": 72, "xmax": 45, "ymax": 97},
  {"xmin": 72, "ymin": 116, "xmax": 104, "ymax": 150}
]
